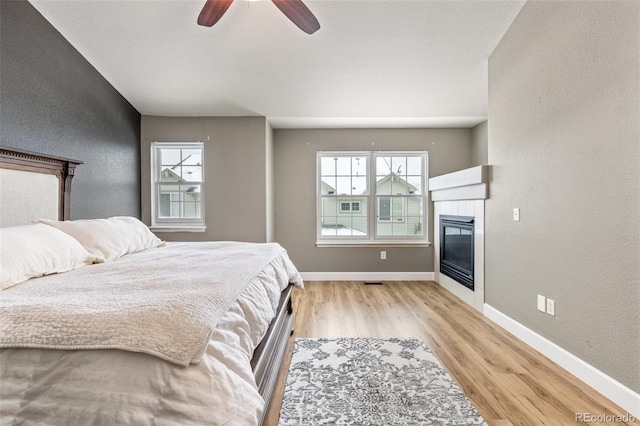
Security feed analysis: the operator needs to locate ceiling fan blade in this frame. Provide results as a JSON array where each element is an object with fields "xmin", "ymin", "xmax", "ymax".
[
  {"xmin": 197, "ymin": 0, "xmax": 234, "ymax": 27},
  {"xmin": 271, "ymin": 0, "xmax": 320, "ymax": 34}
]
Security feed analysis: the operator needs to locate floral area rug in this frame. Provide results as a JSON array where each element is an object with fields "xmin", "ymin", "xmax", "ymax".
[{"xmin": 279, "ymin": 338, "xmax": 487, "ymax": 425}]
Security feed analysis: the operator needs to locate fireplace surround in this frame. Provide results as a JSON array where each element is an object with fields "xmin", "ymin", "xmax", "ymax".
[{"xmin": 430, "ymin": 165, "xmax": 489, "ymax": 312}]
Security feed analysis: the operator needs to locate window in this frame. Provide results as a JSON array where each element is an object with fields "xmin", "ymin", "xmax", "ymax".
[
  {"xmin": 151, "ymin": 142, "xmax": 205, "ymax": 231},
  {"xmin": 340, "ymin": 201, "xmax": 361, "ymax": 213},
  {"xmin": 317, "ymin": 151, "xmax": 428, "ymax": 244},
  {"xmin": 377, "ymin": 197, "xmax": 404, "ymax": 222}
]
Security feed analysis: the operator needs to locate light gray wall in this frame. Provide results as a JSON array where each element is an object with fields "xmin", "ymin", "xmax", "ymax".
[
  {"xmin": 487, "ymin": 1, "xmax": 639, "ymax": 392},
  {"xmin": 266, "ymin": 121, "xmax": 275, "ymax": 242},
  {"xmin": 470, "ymin": 120, "xmax": 488, "ymax": 166},
  {"xmin": 274, "ymin": 128, "xmax": 472, "ymax": 272},
  {"xmin": 141, "ymin": 116, "xmax": 271, "ymax": 243}
]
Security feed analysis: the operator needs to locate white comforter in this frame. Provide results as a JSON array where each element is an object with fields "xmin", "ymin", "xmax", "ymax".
[
  {"xmin": 1, "ymin": 242, "xmax": 291, "ymax": 367},
  {"xmin": 0, "ymin": 243, "xmax": 303, "ymax": 426}
]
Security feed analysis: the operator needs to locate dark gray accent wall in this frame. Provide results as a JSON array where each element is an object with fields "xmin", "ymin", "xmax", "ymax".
[
  {"xmin": 274, "ymin": 128, "xmax": 472, "ymax": 272},
  {"xmin": 487, "ymin": 1, "xmax": 639, "ymax": 392},
  {"xmin": 0, "ymin": 0, "xmax": 141, "ymax": 219}
]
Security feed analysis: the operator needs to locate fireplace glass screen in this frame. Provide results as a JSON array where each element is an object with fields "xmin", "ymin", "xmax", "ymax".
[{"xmin": 440, "ymin": 215, "xmax": 474, "ymax": 290}]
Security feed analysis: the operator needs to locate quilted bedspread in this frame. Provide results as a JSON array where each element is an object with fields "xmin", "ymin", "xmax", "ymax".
[{"xmin": 0, "ymin": 242, "xmax": 287, "ymax": 366}]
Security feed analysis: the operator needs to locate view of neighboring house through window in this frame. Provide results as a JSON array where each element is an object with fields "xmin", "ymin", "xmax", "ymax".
[
  {"xmin": 317, "ymin": 151, "xmax": 428, "ymax": 243},
  {"xmin": 151, "ymin": 142, "xmax": 205, "ymax": 230}
]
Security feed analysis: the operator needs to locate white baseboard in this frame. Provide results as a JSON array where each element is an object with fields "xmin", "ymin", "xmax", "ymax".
[
  {"xmin": 300, "ymin": 272, "xmax": 435, "ymax": 282},
  {"xmin": 484, "ymin": 304, "xmax": 640, "ymax": 419}
]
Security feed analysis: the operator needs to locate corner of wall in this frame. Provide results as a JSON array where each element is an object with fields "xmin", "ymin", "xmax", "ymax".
[{"xmin": 265, "ymin": 120, "xmax": 275, "ymax": 242}]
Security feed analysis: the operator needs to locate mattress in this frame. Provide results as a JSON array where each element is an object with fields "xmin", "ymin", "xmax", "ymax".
[{"xmin": 0, "ymin": 245, "xmax": 302, "ymax": 426}]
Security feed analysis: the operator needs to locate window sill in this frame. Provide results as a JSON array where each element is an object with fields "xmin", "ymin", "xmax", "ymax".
[
  {"xmin": 150, "ymin": 225, "xmax": 206, "ymax": 233},
  {"xmin": 316, "ymin": 241, "xmax": 431, "ymax": 248}
]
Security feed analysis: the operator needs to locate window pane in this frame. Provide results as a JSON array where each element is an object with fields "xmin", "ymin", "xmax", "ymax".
[
  {"xmin": 352, "ymin": 156, "xmax": 366, "ymax": 177},
  {"xmin": 377, "ymin": 197, "xmax": 423, "ymax": 237},
  {"xmin": 321, "ymin": 157, "xmax": 336, "ymax": 176},
  {"xmin": 349, "ymin": 215, "xmax": 368, "ymax": 235},
  {"xmin": 159, "ymin": 148, "xmax": 202, "ymax": 183},
  {"xmin": 160, "ymin": 149, "xmax": 180, "ymax": 168},
  {"xmin": 352, "ymin": 176, "xmax": 367, "ymax": 195},
  {"xmin": 375, "ymin": 175, "xmax": 393, "ymax": 195},
  {"xmin": 336, "ymin": 177, "xmax": 352, "ymax": 195},
  {"xmin": 376, "ymin": 156, "xmax": 392, "ymax": 176},
  {"xmin": 321, "ymin": 177, "xmax": 336, "ymax": 194},
  {"xmin": 321, "ymin": 222, "xmax": 338, "ymax": 236},
  {"xmin": 391, "ymin": 157, "xmax": 407, "ymax": 176},
  {"xmin": 159, "ymin": 187, "xmax": 180, "ymax": 218},
  {"xmin": 182, "ymin": 149, "xmax": 201, "ymax": 165},
  {"xmin": 321, "ymin": 197, "xmax": 338, "ymax": 220},
  {"xmin": 391, "ymin": 221, "xmax": 409, "ymax": 236},
  {"xmin": 335, "ymin": 157, "xmax": 351, "ymax": 175},
  {"xmin": 321, "ymin": 196, "xmax": 367, "ymax": 236},
  {"xmin": 407, "ymin": 157, "xmax": 422, "ymax": 175},
  {"xmin": 159, "ymin": 184, "xmax": 202, "ymax": 219},
  {"xmin": 407, "ymin": 176, "xmax": 422, "ymax": 194},
  {"xmin": 181, "ymin": 165, "xmax": 202, "ymax": 182},
  {"xmin": 160, "ymin": 168, "xmax": 175, "ymax": 182},
  {"xmin": 160, "ymin": 193, "xmax": 171, "ymax": 217},
  {"xmin": 392, "ymin": 197, "xmax": 404, "ymax": 218},
  {"xmin": 379, "ymin": 197, "xmax": 391, "ymax": 221},
  {"xmin": 390, "ymin": 175, "xmax": 408, "ymax": 195},
  {"xmin": 159, "ymin": 148, "xmax": 202, "ymax": 182}
]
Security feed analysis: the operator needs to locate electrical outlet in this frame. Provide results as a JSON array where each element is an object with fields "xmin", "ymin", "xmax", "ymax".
[
  {"xmin": 537, "ymin": 295, "xmax": 546, "ymax": 312},
  {"xmin": 513, "ymin": 208, "xmax": 520, "ymax": 221},
  {"xmin": 546, "ymin": 299, "xmax": 555, "ymax": 316},
  {"xmin": 380, "ymin": 251, "xmax": 386, "ymax": 260}
]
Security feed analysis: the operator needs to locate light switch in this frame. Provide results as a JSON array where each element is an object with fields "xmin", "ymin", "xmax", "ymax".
[
  {"xmin": 513, "ymin": 208, "xmax": 520, "ymax": 221},
  {"xmin": 537, "ymin": 295, "xmax": 546, "ymax": 312},
  {"xmin": 546, "ymin": 299, "xmax": 555, "ymax": 316}
]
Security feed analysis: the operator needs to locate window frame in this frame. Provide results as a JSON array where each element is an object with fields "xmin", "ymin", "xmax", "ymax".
[
  {"xmin": 150, "ymin": 141, "xmax": 206, "ymax": 232},
  {"xmin": 316, "ymin": 150, "xmax": 429, "ymax": 246}
]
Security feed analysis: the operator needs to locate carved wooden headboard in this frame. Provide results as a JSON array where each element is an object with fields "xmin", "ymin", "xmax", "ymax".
[{"xmin": 0, "ymin": 146, "xmax": 82, "ymax": 227}]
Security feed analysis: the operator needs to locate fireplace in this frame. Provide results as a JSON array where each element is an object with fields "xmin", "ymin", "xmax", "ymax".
[{"xmin": 439, "ymin": 215, "xmax": 475, "ymax": 290}]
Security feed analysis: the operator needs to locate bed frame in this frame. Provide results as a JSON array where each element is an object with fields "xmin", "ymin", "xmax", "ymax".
[
  {"xmin": 0, "ymin": 145, "xmax": 294, "ymax": 426},
  {"xmin": 0, "ymin": 146, "xmax": 82, "ymax": 222}
]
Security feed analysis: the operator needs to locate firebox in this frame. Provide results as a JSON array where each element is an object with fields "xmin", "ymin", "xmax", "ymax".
[{"xmin": 439, "ymin": 215, "xmax": 474, "ymax": 290}]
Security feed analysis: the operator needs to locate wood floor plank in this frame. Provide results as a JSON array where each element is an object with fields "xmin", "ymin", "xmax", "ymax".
[{"xmin": 263, "ymin": 281, "xmax": 639, "ymax": 426}]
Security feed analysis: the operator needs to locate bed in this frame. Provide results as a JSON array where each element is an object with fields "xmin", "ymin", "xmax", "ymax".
[{"xmin": 0, "ymin": 146, "xmax": 302, "ymax": 425}]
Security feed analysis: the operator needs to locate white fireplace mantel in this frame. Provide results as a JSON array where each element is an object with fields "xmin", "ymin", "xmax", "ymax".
[{"xmin": 429, "ymin": 165, "xmax": 490, "ymax": 201}]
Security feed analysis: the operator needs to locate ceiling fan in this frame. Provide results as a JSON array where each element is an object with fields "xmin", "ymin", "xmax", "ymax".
[{"xmin": 197, "ymin": 0, "xmax": 321, "ymax": 34}]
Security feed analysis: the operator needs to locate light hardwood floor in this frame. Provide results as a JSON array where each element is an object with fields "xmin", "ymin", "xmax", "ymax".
[{"xmin": 264, "ymin": 281, "xmax": 638, "ymax": 426}]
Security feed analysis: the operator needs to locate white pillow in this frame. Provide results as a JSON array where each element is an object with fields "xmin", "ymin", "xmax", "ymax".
[
  {"xmin": 0, "ymin": 223, "xmax": 96, "ymax": 290},
  {"xmin": 36, "ymin": 216, "xmax": 164, "ymax": 263}
]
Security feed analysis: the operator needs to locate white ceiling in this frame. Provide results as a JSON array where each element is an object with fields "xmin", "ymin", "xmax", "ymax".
[{"xmin": 28, "ymin": 0, "xmax": 525, "ymax": 129}]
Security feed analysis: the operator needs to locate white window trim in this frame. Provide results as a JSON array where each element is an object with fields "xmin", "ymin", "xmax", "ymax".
[
  {"xmin": 150, "ymin": 141, "xmax": 206, "ymax": 232},
  {"xmin": 316, "ymin": 150, "xmax": 430, "ymax": 246}
]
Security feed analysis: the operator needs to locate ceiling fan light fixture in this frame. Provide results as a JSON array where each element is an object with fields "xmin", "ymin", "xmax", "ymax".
[
  {"xmin": 271, "ymin": 0, "xmax": 320, "ymax": 34},
  {"xmin": 197, "ymin": 0, "xmax": 234, "ymax": 27},
  {"xmin": 197, "ymin": 0, "xmax": 320, "ymax": 34}
]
